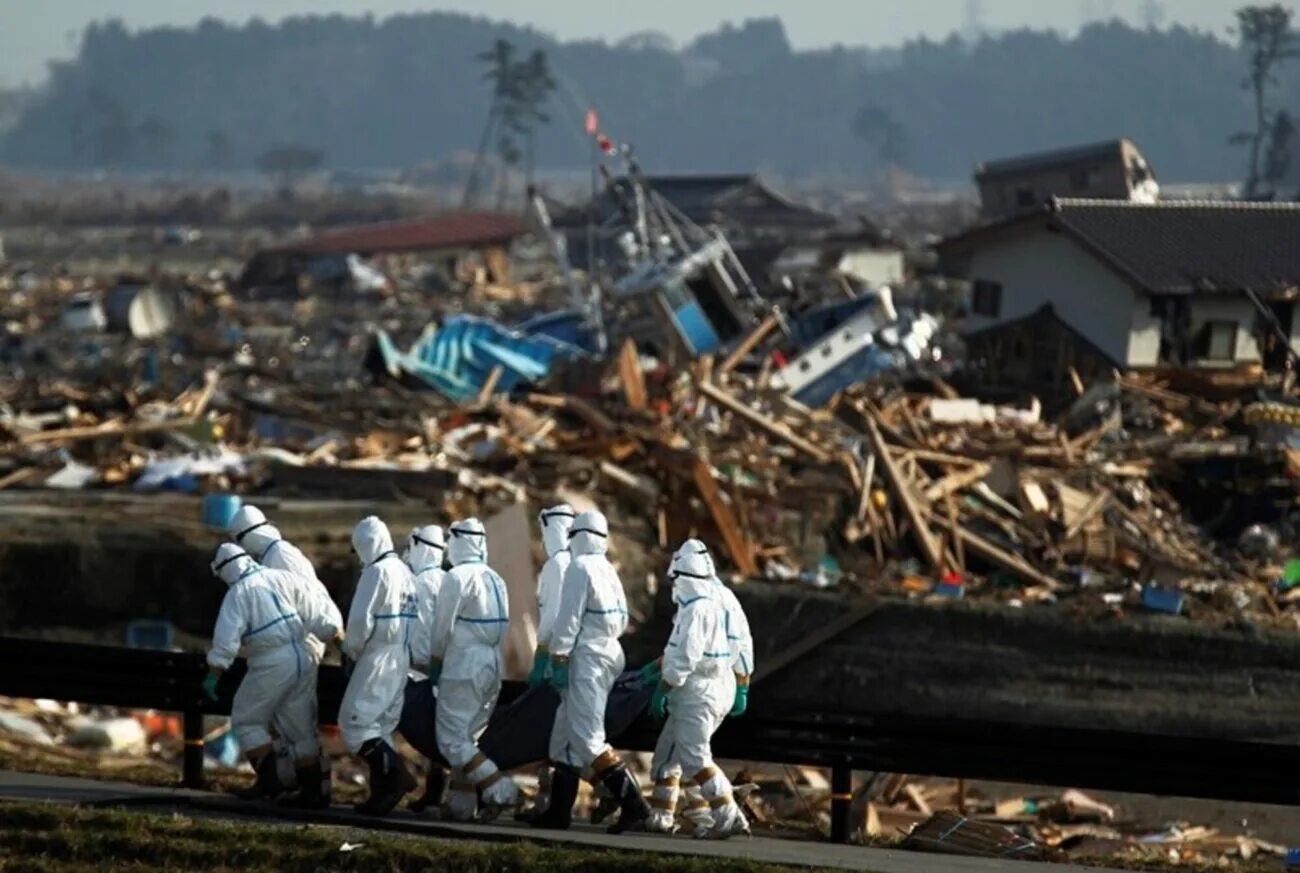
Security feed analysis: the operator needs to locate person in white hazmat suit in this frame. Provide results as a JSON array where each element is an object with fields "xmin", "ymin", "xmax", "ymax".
[
  {"xmin": 513, "ymin": 504, "xmax": 576, "ymax": 822},
  {"xmin": 529, "ymin": 508, "xmax": 651, "ymax": 833},
  {"xmin": 426, "ymin": 518, "xmax": 520, "ymax": 821},
  {"xmin": 339, "ymin": 516, "xmax": 419, "ymax": 816},
  {"xmin": 644, "ymin": 548, "xmax": 749, "ymax": 839},
  {"xmin": 527, "ymin": 504, "xmax": 575, "ymax": 687},
  {"xmin": 644, "ymin": 539, "xmax": 753, "ymax": 835},
  {"xmin": 228, "ymin": 504, "xmax": 344, "ymax": 802},
  {"xmin": 203, "ymin": 544, "xmax": 342, "ymax": 806},
  {"xmin": 404, "ymin": 523, "xmax": 450, "ymax": 813}
]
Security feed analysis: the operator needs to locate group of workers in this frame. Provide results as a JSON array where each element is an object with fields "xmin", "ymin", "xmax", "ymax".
[{"xmin": 202, "ymin": 500, "xmax": 754, "ymax": 838}]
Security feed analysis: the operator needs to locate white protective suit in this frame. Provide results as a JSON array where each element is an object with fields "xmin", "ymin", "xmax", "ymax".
[
  {"xmin": 647, "ymin": 549, "xmax": 745, "ymax": 838},
  {"xmin": 535, "ymin": 505, "xmax": 575, "ymax": 658},
  {"xmin": 230, "ymin": 504, "xmax": 343, "ymax": 663},
  {"xmin": 429, "ymin": 518, "xmax": 519, "ymax": 815},
  {"xmin": 230, "ymin": 504, "xmax": 344, "ymax": 768},
  {"xmin": 339, "ymin": 517, "xmax": 417, "ymax": 754},
  {"xmin": 547, "ymin": 509, "xmax": 629, "ymax": 776},
  {"xmin": 406, "ymin": 524, "xmax": 447, "ymax": 675},
  {"xmin": 674, "ymin": 539, "xmax": 754, "ymax": 680},
  {"xmin": 207, "ymin": 544, "xmax": 341, "ymax": 759}
]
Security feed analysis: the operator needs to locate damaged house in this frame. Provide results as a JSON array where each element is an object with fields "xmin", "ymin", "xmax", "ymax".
[
  {"xmin": 939, "ymin": 198, "xmax": 1300, "ymax": 397},
  {"xmin": 975, "ymin": 138, "xmax": 1159, "ymax": 220}
]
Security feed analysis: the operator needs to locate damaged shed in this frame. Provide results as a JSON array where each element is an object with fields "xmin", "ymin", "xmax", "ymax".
[{"xmin": 238, "ymin": 210, "xmax": 529, "ymax": 294}]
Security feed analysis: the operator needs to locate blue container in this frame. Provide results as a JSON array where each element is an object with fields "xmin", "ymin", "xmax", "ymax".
[
  {"xmin": 1286, "ymin": 847, "xmax": 1300, "ymax": 868},
  {"xmin": 1141, "ymin": 585, "xmax": 1185, "ymax": 616},
  {"xmin": 202, "ymin": 493, "xmax": 242, "ymax": 529}
]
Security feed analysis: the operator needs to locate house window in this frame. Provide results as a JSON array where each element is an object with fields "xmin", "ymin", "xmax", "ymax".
[
  {"xmin": 972, "ymin": 280, "xmax": 1003, "ymax": 317},
  {"xmin": 1192, "ymin": 320, "xmax": 1238, "ymax": 361},
  {"xmin": 1015, "ymin": 187, "xmax": 1036, "ymax": 208}
]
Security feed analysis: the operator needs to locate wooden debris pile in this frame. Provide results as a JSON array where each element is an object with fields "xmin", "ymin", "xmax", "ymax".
[
  {"xmin": 863, "ymin": 775, "xmax": 1289, "ymax": 867},
  {"xmin": 1, "ymin": 301, "xmax": 1297, "ymax": 631}
]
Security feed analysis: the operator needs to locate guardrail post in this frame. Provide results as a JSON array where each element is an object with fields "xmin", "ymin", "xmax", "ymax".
[
  {"xmin": 831, "ymin": 763, "xmax": 852, "ymax": 844},
  {"xmin": 183, "ymin": 706, "xmax": 205, "ymax": 789}
]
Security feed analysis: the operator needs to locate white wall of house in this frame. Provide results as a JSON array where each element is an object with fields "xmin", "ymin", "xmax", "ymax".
[
  {"xmin": 964, "ymin": 228, "xmax": 1151, "ymax": 366},
  {"xmin": 839, "ymin": 248, "xmax": 906, "ymax": 288},
  {"xmin": 1187, "ymin": 296, "xmax": 1261, "ymax": 365}
]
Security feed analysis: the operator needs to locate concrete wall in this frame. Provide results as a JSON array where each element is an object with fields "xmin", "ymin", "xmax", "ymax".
[
  {"xmin": 965, "ymin": 227, "xmax": 1145, "ymax": 366},
  {"xmin": 733, "ymin": 582, "xmax": 1300, "ymax": 742}
]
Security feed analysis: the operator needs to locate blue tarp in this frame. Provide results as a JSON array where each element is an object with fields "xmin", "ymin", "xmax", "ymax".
[{"xmin": 374, "ymin": 314, "xmax": 588, "ymax": 401}]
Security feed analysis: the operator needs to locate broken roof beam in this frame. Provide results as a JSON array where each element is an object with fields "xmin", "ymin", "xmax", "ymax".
[
  {"xmin": 692, "ymin": 459, "xmax": 760, "ymax": 578},
  {"xmin": 718, "ymin": 313, "xmax": 780, "ymax": 378},
  {"xmin": 863, "ymin": 413, "xmax": 943, "ymax": 570},
  {"xmin": 697, "ymin": 380, "xmax": 831, "ymax": 463},
  {"xmin": 930, "ymin": 513, "xmax": 1062, "ymax": 591}
]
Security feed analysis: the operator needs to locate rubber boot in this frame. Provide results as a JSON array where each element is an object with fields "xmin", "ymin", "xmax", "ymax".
[
  {"xmin": 355, "ymin": 740, "xmax": 417, "ymax": 817},
  {"xmin": 603, "ymin": 764, "xmax": 652, "ymax": 835},
  {"xmin": 236, "ymin": 754, "xmax": 283, "ymax": 801},
  {"xmin": 522, "ymin": 764, "xmax": 578, "ymax": 830},
  {"xmin": 281, "ymin": 761, "xmax": 329, "ymax": 810},
  {"xmin": 409, "ymin": 762, "xmax": 448, "ymax": 814},
  {"xmin": 590, "ymin": 786, "xmax": 619, "ymax": 826}
]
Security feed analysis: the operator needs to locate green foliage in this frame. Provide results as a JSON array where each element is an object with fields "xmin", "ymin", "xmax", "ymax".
[{"xmin": 0, "ymin": 12, "xmax": 1293, "ymax": 182}]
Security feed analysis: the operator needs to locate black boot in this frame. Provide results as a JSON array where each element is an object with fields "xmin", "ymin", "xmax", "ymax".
[
  {"xmin": 281, "ymin": 761, "xmax": 329, "ymax": 810},
  {"xmin": 408, "ymin": 762, "xmax": 448, "ymax": 813},
  {"xmin": 603, "ymin": 764, "xmax": 651, "ymax": 834},
  {"xmin": 521, "ymin": 764, "xmax": 578, "ymax": 830},
  {"xmin": 355, "ymin": 740, "xmax": 417, "ymax": 817},
  {"xmin": 236, "ymin": 754, "xmax": 283, "ymax": 801}
]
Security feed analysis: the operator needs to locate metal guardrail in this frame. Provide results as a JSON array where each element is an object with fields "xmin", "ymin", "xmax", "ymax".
[{"xmin": 1, "ymin": 636, "xmax": 1297, "ymax": 843}]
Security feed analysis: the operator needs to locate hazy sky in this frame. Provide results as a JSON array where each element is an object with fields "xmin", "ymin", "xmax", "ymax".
[{"xmin": 0, "ymin": 0, "xmax": 1245, "ymax": 87}]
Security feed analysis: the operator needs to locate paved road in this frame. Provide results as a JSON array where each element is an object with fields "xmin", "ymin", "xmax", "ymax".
[{"xmin": 0, "ymin": 771, "xmax": 1128, "ymax": 873}]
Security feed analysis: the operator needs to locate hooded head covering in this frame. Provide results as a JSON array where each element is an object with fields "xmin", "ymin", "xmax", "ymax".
[
  {"xmin": 569, "ymin": 509, "xmax": 609, "ymax": 558},
  {"xmin": 539, "ymin": 504, "xmax": 576, "ymax": 558},
  {"xmin": 448, "ymin": 517, "xmax": 488, "ymax": 566},
  {"xmin": 670, "ymin": 549, "xmax": 714, "ymax": 604},
  {"xmin": 408, "ymin": 524, "xmax": 445, "ymax": 573},
  {"xmin": 228, "ymin": 504, "xmax": 283, "ymax": 559},
  {"xmin": 211, "ymin": 543, "xmax": 257, "ymax": 586},
  {"xmin": 352, "ymin": 515, "xmax": 396, "ymax": 566},
  {"xmin": 670, "ymin": 538, "xmax": 716, "ymax": 577}
]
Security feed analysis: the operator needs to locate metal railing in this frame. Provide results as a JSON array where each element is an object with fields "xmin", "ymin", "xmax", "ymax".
[{"xmin": 1, "ymin": 636, "xmax": 1297, "ymax": 843}]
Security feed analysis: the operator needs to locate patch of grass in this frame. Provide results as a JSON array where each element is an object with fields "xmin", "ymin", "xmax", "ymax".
[{"xmin": 0, "ymin": 802, "xmax": 839, "ymax": 873}]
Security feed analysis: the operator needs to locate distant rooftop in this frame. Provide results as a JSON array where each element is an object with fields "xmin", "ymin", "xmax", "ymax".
[
  {"xmin": 976, "ymin": 139, "xmax": 1135, "ymax": 180},
  {"xmin": 942, "ymin": 197, "xmax": 1300, "ymax": 295}
]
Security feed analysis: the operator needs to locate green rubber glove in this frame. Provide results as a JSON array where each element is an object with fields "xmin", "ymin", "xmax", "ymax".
[
  {"xmin": 550, "ymin": 658, "xmax": 569, "ymax": 691},
  {"xmin": 201, "ymin": 672, "xmax": 220, "ymax": 703},
  {"xmin": 649, "ymin": 683, "xmax": 670, "ymax": 720},
  {"xmin": 729, "ymin": 683, "xmax": 749, "ymax": 717},
  {"xmin": 527, "ymin": 650, "xmax": 550, "ymax": 688},
  {"xmin": 638, "ymin": 660, "xmax": 662, "ymax": 683}
]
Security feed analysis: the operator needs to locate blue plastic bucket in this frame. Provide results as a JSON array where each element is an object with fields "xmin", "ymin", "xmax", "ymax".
[{"xmin": 201, "ymin": 493, "xmax": 242, "ymax": 529}]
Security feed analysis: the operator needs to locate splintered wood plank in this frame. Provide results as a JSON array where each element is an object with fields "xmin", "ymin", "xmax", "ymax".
[
  {"xmin": 617, "ymin": 338, "xmax": 648, "ymax": 412},
  {"xmin": 692, "ymin": 459, "xmax": 759, "ymax": 578}
]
